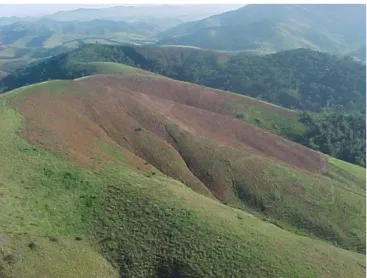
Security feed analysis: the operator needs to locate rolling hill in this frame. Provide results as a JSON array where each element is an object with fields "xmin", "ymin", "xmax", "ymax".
[
  {"xmin": 158, "ymin": 4, "xmax": 366, "ymax": 54},
  {"xmin": 1, "ymin": 44, "xmax": 365, "ymax": 167},
  {"xmin": 0, "ymin": 69, "xmax": 365, "ymax": 277}
]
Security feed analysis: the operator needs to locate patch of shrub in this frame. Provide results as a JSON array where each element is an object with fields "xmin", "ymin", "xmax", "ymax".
[{"xmin": 28, "ymin": 241, "xmax": 37, "ymax": 250}]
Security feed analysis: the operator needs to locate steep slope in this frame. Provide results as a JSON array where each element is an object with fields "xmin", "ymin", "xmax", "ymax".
[
  {"xmin": 0, "ymin": 72, "xmax": 365, "ymax": 277},
  {"xmin": 158, "ymin": 4, "xmax": 366, "ymax": 54},
  {"xmin": 7, "ymin": 72, "xmax": 366, "ymax": 253}
]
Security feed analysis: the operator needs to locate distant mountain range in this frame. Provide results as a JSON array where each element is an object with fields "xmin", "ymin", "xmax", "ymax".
[
  {"xmin": 0, "ymin": 5, "xmax": 242, "ymax": 30},
  {"xmin": 44, "ymin": 5, "xmax": 242, "ymax": 22},
  {"xmin": 158, "ymin": 4, "xmax": 366, "ymax": 54},
  {"xmin": 0, "ymin": 5, "xmax": 243, "ymax": 54},
  {"xmin": 0, "ymin": 18, "xmax": 158, "ymax": 48},
  {"xmin": 1, "ymin": 4, "xmax": 364, "ymax": 56}
]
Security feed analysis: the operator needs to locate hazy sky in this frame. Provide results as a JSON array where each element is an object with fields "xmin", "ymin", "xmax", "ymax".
[
  {"xmin": 0, "ymin": 1, "xmax": 360, "ymax": 18},
  {"xmin": 0, "ymin": 3, "xmax": 243, "ymax": 17},
  {"xmin": 0, "ymin": 5, "xmax": 122, "ymax": 17}
]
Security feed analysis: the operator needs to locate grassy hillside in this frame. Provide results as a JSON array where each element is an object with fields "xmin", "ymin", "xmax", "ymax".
[
  {"xmin": 158, "ymin": 4, "xmax": 366, "ymax": 54},
  {"xmin": 0, "ymin": 74, "xmax": 365, "ymax": 277},
  {"xmin": 5, "ymin": 73, "xmax": 366, "ymax": 252},
  {"xmin": 1, "ymin": 44, "xmax": 365, "ymax": 166}
]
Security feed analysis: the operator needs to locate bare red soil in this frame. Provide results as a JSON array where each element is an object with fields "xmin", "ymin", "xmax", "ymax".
[
  {"xmin": 11, "ymin": 72, "xmax": 327, "ymax": 203},
  {"xmin": 91, "ymin": 73, "xmax": 299, "ymax": 119},
  {"xmin": 78, "ymin": 74, "xmax": 324, "ymax": 172}
]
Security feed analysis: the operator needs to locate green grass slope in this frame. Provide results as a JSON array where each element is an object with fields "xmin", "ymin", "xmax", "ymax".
[
  {"xmin": 0, "ymin": 84, "xmax": 365, "ymax": 277},
  {"xmin": 3, "ymin": 75, "xmax": 366, "ymax": 253},
  {"xmin": 81, "ymin": 62, "xmax": 155, "ymax": 75}
]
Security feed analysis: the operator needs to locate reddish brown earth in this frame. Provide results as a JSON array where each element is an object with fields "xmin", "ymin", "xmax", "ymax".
[
  {"xmin": 11, "ymin": 73, "xmax": 327, "ymax": 203},
  {"xmin": 77, "ymin": 73, "xmax": 324, "ymax": 172}
]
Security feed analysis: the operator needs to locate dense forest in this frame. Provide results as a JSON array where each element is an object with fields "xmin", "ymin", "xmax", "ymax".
[
  {"xmin": 297, "ymin": 110, "xmax": 366, "ymax": 167},
  {"xmin": 2, "ymin": 44, "xmax": 365, "ymax": 112},
  {"xmin": 0, "ymin": 44, "xmax": 365, "ymax": 166}
]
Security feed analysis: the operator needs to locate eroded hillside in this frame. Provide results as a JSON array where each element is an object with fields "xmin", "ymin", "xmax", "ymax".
[{"xmin": 7, "ymin": 72, "xmax": 365, "ymax": 256}]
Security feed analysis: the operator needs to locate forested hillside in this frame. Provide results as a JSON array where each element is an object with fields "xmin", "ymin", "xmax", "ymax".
[
  {"xmin": 299, "ymin": 110, "xmax": 366, "ymax": 167},
  {"xmin": 2, "ymin": 44, "xmax": 365, "ymax": 112}
]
